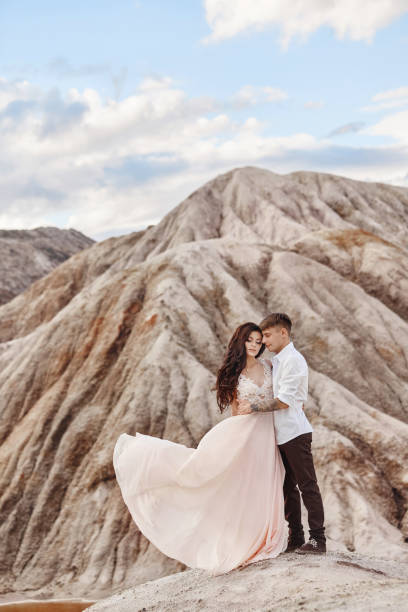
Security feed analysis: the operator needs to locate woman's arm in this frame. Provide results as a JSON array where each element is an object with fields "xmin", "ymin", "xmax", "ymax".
[{"xmin": 230, "ymin": 396, "xmax": 239, "ymax": 416}]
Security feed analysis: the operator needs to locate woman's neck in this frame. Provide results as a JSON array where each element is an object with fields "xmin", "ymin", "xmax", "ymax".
[{"xmin": 245, "ymin": 355, "xmax": 257, "ymax": 369}]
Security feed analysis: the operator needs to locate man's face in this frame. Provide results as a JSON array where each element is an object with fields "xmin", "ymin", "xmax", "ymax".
[{"xmin": 262, "ymin": 326, "xmax": 286, "ymax": 353}]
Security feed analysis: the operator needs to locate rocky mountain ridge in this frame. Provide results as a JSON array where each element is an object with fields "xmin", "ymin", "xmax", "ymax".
[
  {"xmin": 0, "ymin": 227, "xmax": 94, "ymax": 305},
  {"xmin": 0, "ymin": 167, "xmax": 407, "ymax": 600}
]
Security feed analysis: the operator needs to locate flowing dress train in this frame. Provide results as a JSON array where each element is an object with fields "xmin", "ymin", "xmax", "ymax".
[{"xmin": 113, "ymin": 358, "xmax": 285, "ymax": 573}]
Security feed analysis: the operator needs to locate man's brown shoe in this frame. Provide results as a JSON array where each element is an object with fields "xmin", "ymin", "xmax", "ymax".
[
  {"xmin": 295, "ymin": 538, "xmax": 326, "ymax": 554},
  {"xmin": 284, "ymin": 538, "xmax": 305, "ymax": 553}
]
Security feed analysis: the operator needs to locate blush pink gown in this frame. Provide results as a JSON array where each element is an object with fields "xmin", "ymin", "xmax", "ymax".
[{"xmin": 113, "ymin": 359, "xmax": 285, "ymax": 574}]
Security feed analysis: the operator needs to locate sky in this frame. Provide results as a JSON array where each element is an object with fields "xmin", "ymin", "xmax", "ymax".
[{"xmin": 1, "ymin": 0, "xmax": 408, "ymax": 240}]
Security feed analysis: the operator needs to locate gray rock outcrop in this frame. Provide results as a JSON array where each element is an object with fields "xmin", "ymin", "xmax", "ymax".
[
  {"xmin": 0, "ymin": 227, "xmax": 94, "ymax": 305},
  {"xmin": 87, "ymin": 552, "xmax": 408, "ymax": 612},
  {"xmin": 0, "ymin": 167, "xmax": 407, "ymax": 601}
]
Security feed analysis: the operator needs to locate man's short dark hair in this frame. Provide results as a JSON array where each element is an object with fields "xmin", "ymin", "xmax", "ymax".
[{"xmin": 259, "ymin": 313, "xmax": 292, "ymax": 335}]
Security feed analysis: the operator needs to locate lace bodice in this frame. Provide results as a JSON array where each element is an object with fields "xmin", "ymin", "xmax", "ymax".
[{"xmin": 236, "ymin": 358, "xmax": 274, "ymax": 404}]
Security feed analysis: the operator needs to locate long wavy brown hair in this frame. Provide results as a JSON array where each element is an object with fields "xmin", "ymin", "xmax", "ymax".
[{"xmin": 215, "ymin": 322, "xmax": 265, "ymax": 413}]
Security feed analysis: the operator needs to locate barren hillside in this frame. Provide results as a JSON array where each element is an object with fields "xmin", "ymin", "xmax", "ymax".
[
  {"xmin": 0, "ymin": 167, "xmax": 407, "ymax": 600},
  {"xmin": 0, "ymin": 227, "xmax": 94, "ymax": 305}
]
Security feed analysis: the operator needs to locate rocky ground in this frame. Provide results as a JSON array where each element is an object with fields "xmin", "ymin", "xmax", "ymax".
[{"xmin": 86, "ymin": 551, "xmax": 408, "ymax": 612}]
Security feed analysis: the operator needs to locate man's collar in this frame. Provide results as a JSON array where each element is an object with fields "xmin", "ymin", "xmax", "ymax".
[{"xmin": 271, "ymin": 341, "xmax": 294, "ymax": 362}]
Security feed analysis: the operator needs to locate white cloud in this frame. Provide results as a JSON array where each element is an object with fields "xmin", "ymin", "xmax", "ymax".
[
  {"xmin": 203, "ymin": 0, "xmax": 408, "ymax": 47},
  {"xmin": 368, "ymin": 108, "xmax": 408, "ymax": 143},
  {"xmin": 363, "ymin": 87, "xmax": 408, "ymax": 144},
  {"xmin": 304, "ymin": 100, "xmax": 325, "ymax": 110},
  {"xmin": 47, "ymin": 57, "xmax": 109, "ymax": 78},
  {"xmin": 0, "ymin": 77, "xmax": 40, "ymax": 111},
  {"xmin": 362, "ymin": 86, "xmax": 408, "ymax": 112},
  {"xmin": 232, "ymin": 85, "xmax": 258, "ymax": 107},
  {"xmin": 263, "ymin": 86, "xmax": 288, "ymax": 102},
  {"xmin": 1, "ymin": 75, "xmax": 408, "ymax": 239},
  {"xmin": 373, "ymin": 86, "xmax": 408, "ymax": 102},
  {"xmin": 139, "ymin": 76, "xmax": 174, "ymax": 91},
  {"xmin": 231, "ymin": 85, "xmax": 288, "ymax": 108}
]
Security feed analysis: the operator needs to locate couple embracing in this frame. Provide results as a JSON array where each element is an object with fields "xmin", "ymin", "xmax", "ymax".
[{"xmin": 113, "ymin": 312, "xmax": 326, "ymax": 575}]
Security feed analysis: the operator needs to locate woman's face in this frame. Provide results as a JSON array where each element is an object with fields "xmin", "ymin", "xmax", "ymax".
[{"xmin": 245, "ymin": 331, "xmax": 263, "ymax": 358}]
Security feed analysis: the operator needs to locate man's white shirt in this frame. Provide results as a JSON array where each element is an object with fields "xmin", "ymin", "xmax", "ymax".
[{"xmin": 270, "ymin": 341, "xmax": 313, "ymax": 445}]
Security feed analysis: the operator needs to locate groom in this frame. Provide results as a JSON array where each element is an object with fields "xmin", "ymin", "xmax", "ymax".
[{"xmin": 237, "ymin": 312, "xmax": 326, "ymax": 554}]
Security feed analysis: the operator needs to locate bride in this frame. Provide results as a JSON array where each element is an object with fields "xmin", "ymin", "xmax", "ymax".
[{"xmin": 113, "ymin": 322, "xmax": 286, "ymax": 574}]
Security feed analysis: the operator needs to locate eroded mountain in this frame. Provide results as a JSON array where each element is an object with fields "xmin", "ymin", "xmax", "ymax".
[
  {"xmin": 0, "ymin": 167, "xmax": 407, "ymax": 599},
  {"xmin": 0, "ymin": 227, "xmax": 94, "ymax": 305}
]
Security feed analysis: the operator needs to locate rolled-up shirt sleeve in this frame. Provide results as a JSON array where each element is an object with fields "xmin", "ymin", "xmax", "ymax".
[{"xmin": 276, "ymin": 358, "xmax": 308, "ymax": 409}]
